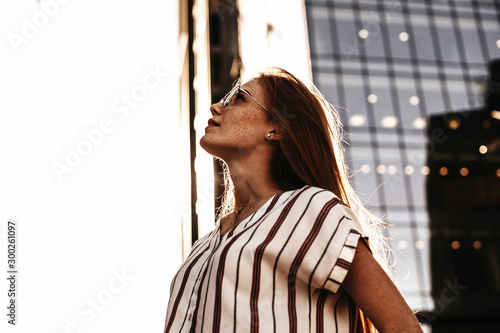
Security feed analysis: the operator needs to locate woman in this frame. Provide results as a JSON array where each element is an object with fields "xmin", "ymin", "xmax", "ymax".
[{"xmin": 164, "ymin": 67, "xmax": 423, "ymax": 332}]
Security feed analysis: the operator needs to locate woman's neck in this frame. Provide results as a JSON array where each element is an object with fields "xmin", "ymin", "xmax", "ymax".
[{"xmin": 225, "ymin": 156, "xmax": 284, "ymax": 211}]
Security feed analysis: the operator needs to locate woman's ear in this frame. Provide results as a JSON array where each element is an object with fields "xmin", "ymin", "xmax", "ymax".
[{"xmin": 266, "ymin": 127, "xmax": 285, "ymax": 141}]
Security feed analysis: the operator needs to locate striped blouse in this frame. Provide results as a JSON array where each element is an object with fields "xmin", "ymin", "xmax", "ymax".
[{"xmin": 164, "ymin": 185, "xmax": 368, "ymax": 333}]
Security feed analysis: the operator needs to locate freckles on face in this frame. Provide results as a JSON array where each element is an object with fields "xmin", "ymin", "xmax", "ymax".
[{"xmin": 200, "ymin": 79, "xmax": 271, "ymax": 156}]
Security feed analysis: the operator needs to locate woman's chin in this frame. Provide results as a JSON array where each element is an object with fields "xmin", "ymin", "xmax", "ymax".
[
  {"xmin": 199, "ymin": 137, "xmax": 222, "ymax": 158},
  {"xmin": 199, "ymin": 135, "xmax": 211, "ymax": 151}
]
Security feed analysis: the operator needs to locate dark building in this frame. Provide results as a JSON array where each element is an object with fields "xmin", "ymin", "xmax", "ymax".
[{"xmin": 426, "ymin": 60, "xmax": 500, "ymax": 331}]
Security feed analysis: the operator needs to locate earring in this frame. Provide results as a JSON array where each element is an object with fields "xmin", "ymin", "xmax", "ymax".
[{"xmin": 267, "ymin": 133, "xmax": 272, "ymax": 138}]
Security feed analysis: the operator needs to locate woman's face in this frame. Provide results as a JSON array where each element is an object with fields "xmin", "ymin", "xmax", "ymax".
[{"xmin": 200, "ymin": 78, "xmax": 273, "ymax": 160}]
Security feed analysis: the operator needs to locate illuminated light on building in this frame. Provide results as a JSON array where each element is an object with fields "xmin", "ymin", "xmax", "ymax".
[
  {"xmin": 367, "ymin": 93, "xmax": 378, "ymax": 104},
  {"xmin": 415, "ymin": 240, "xmax": 425, "ymax": 250},
  {"xmin": 360, "ymin": 164, "xmax": 371, "ymax": 174},
  {"xmin": 451, "ymin": 240, "xmax": 461, "ymax": 250},
  {"xmin": 491, "ymin": 110, "xmax": 500, "ymax": 120},
  {"xmin": 358, "ymin": 29, "xmax": 369, "ymax": 39},
  {"xmin": 448, "ymin": 119, "xmax": 460, "ymax": 130},
  {"xmin": 412, "ymin": 117, "xmax": 427, "ymax": 129},
  {"xmin": 460, "ymin": 167, "xmax": 469, "ymax": 176},
  {"xmin": 398, "ymin": 240, "xmax": 408, "ymax": 250},
  {"xmin": 409, "ymin": 96, "xmax": 420, "ymax": 105},
  {"xmin": 387, "ymin": 165, "xmax": 398, "ymax": 175},
  {"xmin": 349, "ymin": 114, "xmax": 366, "ymax": 127},
  {"xmin": 439, "ymin": 167, "xmax": 448, "ymax": 176},
  {"xmin": 376, "ymin": 164, "xmax": 386, "ymax": 174},
  {"xmin": 381, "ymin": 116, "xmax": 399, "ymax": 128},
  {"xmin": 404, "ymin": 165, "xmax": 414, "ymax": 175},
  {"xmin": 421, "ymin": 166, "xmax": 430, "ymax": 176},
  {"xmin": 399, "ymin": 32, "xmax": 410, "ymax": 42},
  {"xmin": 479, "ymin": 145, "xmax": 488, "ymax": 154},
  {"xmin": 473, "ymin": 241, "xmax": 482, "ymax": 250}
]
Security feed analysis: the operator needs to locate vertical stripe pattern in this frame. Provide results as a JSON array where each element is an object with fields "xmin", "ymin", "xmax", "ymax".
[{"xmin": 164, "ymin": 185, "xmax": 368, "ymax": 332}]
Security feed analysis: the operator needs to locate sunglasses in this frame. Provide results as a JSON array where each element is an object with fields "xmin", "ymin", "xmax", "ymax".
[{"xmin": 219, "ymin": 78, "xmax": 269, "ymax": 112}]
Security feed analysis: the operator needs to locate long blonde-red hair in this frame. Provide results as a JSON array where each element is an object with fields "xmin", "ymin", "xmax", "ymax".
[{"xmin": 218, "ymin": 67, "xmax": 390, "ymax": 332}]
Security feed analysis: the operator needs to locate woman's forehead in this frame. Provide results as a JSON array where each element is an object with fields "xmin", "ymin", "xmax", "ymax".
[{"xmin": 241, "ymin": 78, "xmax": 263, "ymax": 96}]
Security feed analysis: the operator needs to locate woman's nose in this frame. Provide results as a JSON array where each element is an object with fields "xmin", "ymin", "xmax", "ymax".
[{"xmin": 210, "ymin": 102, "xmax": 222, "ymax": 115}]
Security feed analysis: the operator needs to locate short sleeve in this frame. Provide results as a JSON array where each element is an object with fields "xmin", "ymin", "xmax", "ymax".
[
  {"xmin": 294, "ymin": 187, "xmax": 370, "ymax": 294},
  {"xmin": 322, "ymin": 228, "xmax": 367, "ymax": 293}
]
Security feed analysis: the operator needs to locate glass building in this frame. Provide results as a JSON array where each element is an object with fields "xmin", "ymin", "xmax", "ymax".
[{"xmin": 304, "ymin": 0, "xmax": 500, "ymax": 329}]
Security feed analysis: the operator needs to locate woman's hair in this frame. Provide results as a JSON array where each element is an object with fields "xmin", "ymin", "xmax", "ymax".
[
  {"xmin": 218, "ymin": 67, "xmax": 389, "ymax": 260},
  {"xmin": 217, "ymin": 67, "xmax": 391, "ymax": 331}
]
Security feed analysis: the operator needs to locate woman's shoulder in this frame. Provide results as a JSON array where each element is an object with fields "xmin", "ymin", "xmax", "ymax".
[
  {"xmin": 286, "ymin": 185, "xmax": 360, "ymax": 224},
  {"xmin": 288, "ymin": 185, "xmax": 345, "ymax": 205}
]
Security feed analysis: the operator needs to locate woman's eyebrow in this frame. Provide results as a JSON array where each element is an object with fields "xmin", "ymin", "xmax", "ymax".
[{"xmin": 241, "ymin": 88, "xmax": 253, "ymax": 96}]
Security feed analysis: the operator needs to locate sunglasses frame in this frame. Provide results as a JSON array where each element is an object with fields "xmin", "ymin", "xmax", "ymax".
[{"xmin": 220, "ymin": 79, "xmax": 269, "ymax": 112}]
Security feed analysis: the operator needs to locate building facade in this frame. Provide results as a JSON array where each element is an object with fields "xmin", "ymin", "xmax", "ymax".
[{"xmin": 304, "ymin": 0, "xmax": 500, "ymax": 330}]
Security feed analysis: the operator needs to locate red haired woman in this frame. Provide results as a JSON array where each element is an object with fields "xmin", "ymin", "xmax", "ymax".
[{"xmin": 164, "ymin": 67, "xmax": 423, "ymax": 333}]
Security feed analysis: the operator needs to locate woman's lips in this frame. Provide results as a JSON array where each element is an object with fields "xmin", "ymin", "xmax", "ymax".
[
  {"xmin": 207, "ymin": 118, "xmax": 220, "ymax": 127},
  {"xmin": 205, "ymin": 118, "xmax": 220, "ymax": 130}
]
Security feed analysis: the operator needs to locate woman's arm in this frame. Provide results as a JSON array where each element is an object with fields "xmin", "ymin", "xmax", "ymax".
[{"xmin": 342, "ymin": 239, "xmax": 424, "ymax": 333}]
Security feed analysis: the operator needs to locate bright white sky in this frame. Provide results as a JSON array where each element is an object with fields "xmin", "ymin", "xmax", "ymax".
[
  {"xmin": 238, "ymin": 0, "xmax": 312, "ymax": 83},
  {"xmin": 0, "ymin": 0, "xmax": 321, "ymax": 331},
  {"xmin": 0, "ymin": 1, "xmax": 183, "ymax": 332}
]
